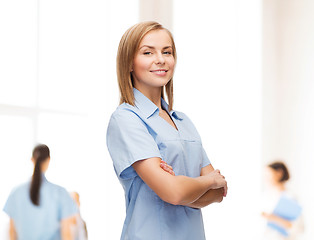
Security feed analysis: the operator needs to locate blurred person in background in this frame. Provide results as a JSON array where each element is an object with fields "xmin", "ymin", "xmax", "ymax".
[
  {"xmin": 107, "ymin": 21, "xmax": 228, "ymax": 240},
  {"xmin": 70, "ymin": 192, "xmax": 88, "ymax": 240},
  {"xmin": 261, "ymin": 161, "xmax": 304, "ymax": 240},
  {"xmin": 3, "ymin": 144, "xmax": 78, "ymax": 240}
]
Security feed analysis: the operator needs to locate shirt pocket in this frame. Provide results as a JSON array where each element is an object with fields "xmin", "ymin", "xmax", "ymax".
[{"xmin": 181, "ymin": 140, "xmax": 204, "ymax": 177}]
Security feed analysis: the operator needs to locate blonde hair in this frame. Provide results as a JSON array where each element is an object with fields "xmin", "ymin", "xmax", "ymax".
[{"xmin": 116, "ymin": 21, "xmax": 177, "ymax": 111}]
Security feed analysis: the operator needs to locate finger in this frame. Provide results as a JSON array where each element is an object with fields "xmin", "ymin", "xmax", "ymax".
[
  {"xmin": 166, "ymin": 164, "xmax": 173, "ymax": 170},
  {"xmin": 160, "ymin": 163, "xmax": 168, "ymax": 171},
  {"xmin": 161, "ymin": 160, "xmax": 173, "ymax": 170},
  {"xmin": 224, "ymin": 184, "xmax": 228, "ymax": 197},
  {"xmin": 224, "ymin": 186, "xmax": 227, "ymax": 197},
  {"xmin": 162, "ymin": 161, "xmax": 172, "ymax": 168},
  {"xmin": 163, "ymin": 166, "xmax": 170, "ymax": 172},
  {"xmin": 160, "ymin": 163, "xmax": 174, "ymax": 175}
]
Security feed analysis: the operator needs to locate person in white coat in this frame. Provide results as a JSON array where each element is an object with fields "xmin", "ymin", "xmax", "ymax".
[{"xmin": 261, "ymin": 161, "xmax": 304, "ymax": 240}]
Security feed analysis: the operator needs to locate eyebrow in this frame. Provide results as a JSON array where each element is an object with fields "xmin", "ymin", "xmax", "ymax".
[{"xmin": 139, "ymin": 45, "xmax": 172, "ymax": 50}]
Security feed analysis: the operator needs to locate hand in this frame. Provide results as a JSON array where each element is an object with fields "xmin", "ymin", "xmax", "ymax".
[
  {"xmin": 160, "ymin": 160, "xmax": 175, "ymax": 176},
  {"xmin": 261, "ymin": 212, "xmax": 271, "ymax": 219},
  {"xmin": 207, "ymin": 169, "xmax": 228, "ymax": 197}
]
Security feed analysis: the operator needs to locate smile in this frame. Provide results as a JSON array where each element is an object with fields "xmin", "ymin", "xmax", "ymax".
[
  {"xmin": 150, "ymin": 69, "xmax": 168, "ymax": 77},
  {"xmin": 150, "ymin": 69, "xmax": 168, "ymax": 73}
]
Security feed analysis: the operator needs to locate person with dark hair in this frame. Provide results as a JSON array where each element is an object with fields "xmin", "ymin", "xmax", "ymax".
[
  {"xmin": 261, "ymin": 161, "xmax": 304, "ymax": 240},
  {"xmin": 107, "ymin": 21, "xmax": 228, "ymax": 240},
  {"xmin": 3, "ymin": 144, "xmax": 78, "ymax": 240}
]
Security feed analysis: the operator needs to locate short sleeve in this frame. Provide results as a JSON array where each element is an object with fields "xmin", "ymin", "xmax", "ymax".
[
  {"xmin": 3, "ymin": 189, "xmax": 18, "ymax": 219},
  {"xmin": 106, "ymin": 110, "xmax": 162, "ymax": 180},
  {"xmin": 58, "ymin": 188, "xmax": 78, "ymax": 220}
]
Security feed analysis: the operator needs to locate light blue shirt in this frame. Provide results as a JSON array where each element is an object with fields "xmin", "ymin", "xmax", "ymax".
[
  {"xmin": 3, "ymin": 175, "xmax": 78, "ymax": 240},
  {"xmin": 106, "ymin": 88, "xmax": 211, "ymax": 240}
]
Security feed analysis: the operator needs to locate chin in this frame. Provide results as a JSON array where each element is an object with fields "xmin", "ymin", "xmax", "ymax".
[{"xmin": 155, "ymin": 79, "xmax": 171, "ymax": 87}]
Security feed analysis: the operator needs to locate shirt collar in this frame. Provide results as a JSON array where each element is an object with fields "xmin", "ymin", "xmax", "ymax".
[{"xmin": 133, "ymin": 88, "xmax": 183, "ymax": 120}]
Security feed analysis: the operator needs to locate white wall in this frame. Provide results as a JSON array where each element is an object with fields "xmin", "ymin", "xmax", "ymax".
[
  {"xmin": 139, "ymin": 0, "xmax": 173, "ymax": 31},
  {"xmin": 0, "ymin": 0, "xmax": 139, "ymax": 239},
  {"xmin": 173, "ymin": 1, "xmax": 263, "ymax": 239},
  {"xmin": 263, "ymin": 0, "xmax": 314, "ymax": 239}
]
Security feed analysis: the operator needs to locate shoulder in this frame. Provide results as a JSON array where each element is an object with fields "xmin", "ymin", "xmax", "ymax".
[
  {"xmin": 108, "ymin": 103, "xmax": 146, "ymax": 127},
  {"xmin": 7, "ymin": 181, "xmax": 29, "ymax": 198},
  {"xmin": 47, "ymin": 181, "xmax": 67, "ymax": 192},
  {"xmin": 4, "ymin": 182, "xmax": 29, "ymax": 213},
  {"xmin": 112, "ymin": 103, "xmax": 141, "ymax": 118},
  {"xmin": 45, "ymin": 180, "xmax": 70, "ymax": 197},
  {"xmin": 45, "ymin": 181, "xmax": 78, "ymax": 217},
  {"xmin": 45, "ymin": 181, "xmax": 76, "ymax": 207}
]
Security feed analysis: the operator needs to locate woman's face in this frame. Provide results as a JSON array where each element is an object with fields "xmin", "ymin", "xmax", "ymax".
[
  {"xmin": 132, "ymin": 29, "xmax": 175, "ymax": 91},
  {"xmin": 265, "ymin": 167, "xmax": 282, "ymax": 185}
]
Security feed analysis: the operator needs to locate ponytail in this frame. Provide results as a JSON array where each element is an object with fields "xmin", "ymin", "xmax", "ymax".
[{"xmin": 30, "ymin": 144, "xmax": 50, "ymax": 206}]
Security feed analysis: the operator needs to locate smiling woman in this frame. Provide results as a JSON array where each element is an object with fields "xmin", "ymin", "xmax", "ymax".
[{"xmin": 107, "ymin": 21, "xmax": 227, "ymax": 240}]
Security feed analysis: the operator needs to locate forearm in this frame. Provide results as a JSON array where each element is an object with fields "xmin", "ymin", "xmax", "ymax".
[
  {"xmin": 9, "ymin": 230, "xmax": 16, "ymax": 240},
  {"xmin": 185, "ymin": 188, "xmax": 224, "ymax": 209},
  {"xmin": 267, "ymin": 214, "xmax": 292, "ymax": 229},
  {"xmin": 169, "ymin": 175, "xmax": 215, "ymax": 205},
  {"xmin": 133, "ymin": 158, "xmax": 226, "ymax": 206},
  {"xmin": 9, "ymin": 219, "xmax": 17, "ymax": 240}
]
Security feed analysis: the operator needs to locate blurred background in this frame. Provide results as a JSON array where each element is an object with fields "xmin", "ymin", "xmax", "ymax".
[{"xmin": 0, "ymin": 0, "xmax": 313, "ymax": 239}]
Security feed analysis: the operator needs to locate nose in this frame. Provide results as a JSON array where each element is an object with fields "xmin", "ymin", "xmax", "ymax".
[{"xmin": 155, "ymin": 52, "xmax": 165, "ymax": 65}]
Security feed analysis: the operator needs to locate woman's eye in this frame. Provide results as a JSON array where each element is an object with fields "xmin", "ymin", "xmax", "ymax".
[
  {"xmin": 163, "ymin": 51, "xmax": 172, "ymax": 55},
  {"xmin": 143, "ymin": 52, "xmax": 152, "ymax": 55}
]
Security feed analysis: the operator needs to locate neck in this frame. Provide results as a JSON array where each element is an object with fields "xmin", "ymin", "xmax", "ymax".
[
  {"xmin": 134, "ymin": 84, "xmax": 163, "ymax": 109},
  {"xmin": 274, "ymin": 182, "xmax": 285, "ymax": 192}
]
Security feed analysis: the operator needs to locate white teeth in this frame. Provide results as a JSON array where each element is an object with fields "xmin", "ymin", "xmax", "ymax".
[{"xmin": 153, "ymin": 70, "xmax": 166, "ymax": 73}]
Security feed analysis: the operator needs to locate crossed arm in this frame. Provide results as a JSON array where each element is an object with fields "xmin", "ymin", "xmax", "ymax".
[
  {"xmin": 186, "ymin": 164, "xmax": 226, "ymax": 208},
  {"xmin": 132, "ymin": 158, "xmax": 227, "ymax": 207}
]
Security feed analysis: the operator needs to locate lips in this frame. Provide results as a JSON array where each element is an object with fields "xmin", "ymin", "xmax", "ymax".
[
  {"xmin": 150, "ymin": 69, "xmax": 168, "ymax": 73},
  {"xmin": 150, "ymin": 69, "xmax": 168, "ymax": 77}
]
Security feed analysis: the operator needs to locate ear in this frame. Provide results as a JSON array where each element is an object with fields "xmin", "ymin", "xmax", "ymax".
[{"xmin": 31, "ymin": 157, "xmax": 35, "ymax": 164}]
